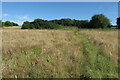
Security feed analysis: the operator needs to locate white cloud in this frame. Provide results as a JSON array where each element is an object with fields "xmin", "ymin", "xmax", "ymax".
[
  {"xmin": 19, "ymin": 16, "xmax": 29, "ymax": 20},
  {"xmin": 3, "ymin": 13, "xmax": 9, "ymax": 17},
  {"xmin": 16, "ymin": 21, "xmax": 23, "ymax": 26},
  {"xmin": 11, "ymin": 21, "xmax": 23, "ymax": 26}
]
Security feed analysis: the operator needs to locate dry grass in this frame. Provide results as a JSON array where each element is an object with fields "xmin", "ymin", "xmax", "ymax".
[
  {"xmin": 80, "ymin": 29, "xmax": 118, "ymax": 63},
  {"xmin": 2, "ymin": 29, "xmax": 83, "ymax": 78},
  {"xmin": 3, "ymin": 26, "xmax": 21, "ymax": 29},
  {"xmin": 2, "ymin": 28, "xmax": 118, "ymax": 78}
]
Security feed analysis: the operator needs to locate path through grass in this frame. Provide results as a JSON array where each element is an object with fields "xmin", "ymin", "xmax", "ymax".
[{"xmin": 74, "ymin": 30, "xmax": 118, "ymax": 78}]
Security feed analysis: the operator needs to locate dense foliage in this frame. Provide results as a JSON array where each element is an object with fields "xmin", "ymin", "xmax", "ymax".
[
  {"xmin": 90, "ymin": 14, "xmax": 110, "ymax": 29},
  {"xmin": 50, "ymin": 18, "xmax": 74, "ymax": 26},
  {"xmin": 2, "ymin": 21, "xmax": 18, "ymax": 27},
  {"xmin": 0, "ymin": 20, "xmax": 2, "ymax": 27},
  {"xmin": 117, "ymin": 17, "xmax": 120, "ymax": 29},
  {"xmin": 74, "ymin": 20, "xmax": 89, "ymax": 28},
  {"xmin": 22, "ymin": 19, "xmax": 61, "ymax": 29},
  {"xmin": 22, "ymin": 14, "xmax": 112, "ymax": 29},
  {"xmin": 50, "ymin": 19, "xmax": 89, "ymax": 28}
]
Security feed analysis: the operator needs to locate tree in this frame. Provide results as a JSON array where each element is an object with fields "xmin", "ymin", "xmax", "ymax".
[
  {"xmin": 117, "ymin": 17, "xmax": 120, "ymax": 29},
  {"xmin": 73, "ymin": 20, "xmax": 89, "ymax": 28},
  {"xmin": 90, "ymin": 14, "xmax": 110, "ymax": 29},
  {"xmin": 0, "ymin": 20, "xmax": 2, "ymax": 27},
  {"xmin": 21, "ymin": 21, "xmax": 31, "ymax": 29},
  {"xmin": 4, "ymin": 21, "xmax": 13, "ymax": 26},
  {"xmin": 3, "ymin": 21, "xmax": 18, "ymax": 27},
  {"xmin": 51, "ymin": 18, "xmax": 74, "ymax": 26},
  {"xmin": 60, "ymin": 18, "xmax": 74, "ymax": 26},
  {"xmin": 34, "ymin": 18, "xmax": 45, "ymax": 22},
  {"xmin": 12, "ymin": 22, "xmax": 19, "ymax": 26},
  {"xmin": 21, "ymin": 19, "xmax": 61, "ymax": 29}
]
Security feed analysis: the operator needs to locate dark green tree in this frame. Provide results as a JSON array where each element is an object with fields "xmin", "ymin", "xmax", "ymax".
[
  {"xmin": 12, "ymin": 22, "xmax": 19, "ymax": 26},
  {"xmin": 90, "ymin": 14, "xmax": 110, "ymax": 29},
  {"xmin": 2, "ymin": 21, "xmax": 18, "ymax": 27},
  {"xmin": 73, "ymin": 20, "xmax": 89, "ymax": 28},
  {"xmin": 4, "ymin": 21, "xmax": 13, "ymax": 26},
  {"xmin": 0, "ymin": 20, "xmax": 2, "ymax": 27},
  {"xmin": 21, "ymin": 19, "xmax": 61, "ymax": 29},
  {"xmin": 34, "ymin": 18, "xmax": 45, "ymax": 22},
  {"xmin": 51, "ymin": 18, "xmax": 74, "ymax": 26},
  {"xmin": 117, "ymin": 17, "xmax": 120, "ymax": 29},
  {"xmin": 21, "ymin": 21, "xmax": 31, "ymax": 29}
]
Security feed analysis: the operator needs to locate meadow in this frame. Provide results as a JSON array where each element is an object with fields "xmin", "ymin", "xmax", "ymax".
[{"xmin": 2, "ymin": 27, "xmax": 118, "ymax": 78}]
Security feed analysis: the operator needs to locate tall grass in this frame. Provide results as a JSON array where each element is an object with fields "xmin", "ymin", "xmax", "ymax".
[
  {"xmin": 74, "ymin": 30, "xmax": 118, "ymax": 78},
  {"xmin": 3, "ymin": 30, "xmax": 83, "ymax": 78},
  {"xmin": 2, "ymin": 29, "xmax": 118, "ymax": 78}
]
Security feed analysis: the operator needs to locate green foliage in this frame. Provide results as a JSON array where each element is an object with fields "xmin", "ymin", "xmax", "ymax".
[
  {"xmin": 90, "ymin": 14, "xmax": 110, "ymax": 29},
  {"xmin": 73, "ymin": 20, "xmax": 89, "ymax": 28},
  {"xmin": 51, "ymin": 19, "xmax": 89, "ymax": 28},
  {"xmin": 4, "ymin": 21, "xmax": 13, "ymax": 26},
  {"xmin": 0, "ymin": 20, "xmax": 2, "ymax": 27},
  {"xmin": 51, "ymin": 18, "xmax": 74, "ymax": 26},
  {"xmin": 21, "ymin": 21, "xmax": 31, "ymax": 29},
  {"xmin": 12, "ymin": 22, "xmax": 19, "ymax": 26},
  {"xmin": 21, "ymin": 19, "xmax": 61, "ymax": 29},
  {"xmin": 2, "ymin": 21, "xmax": 18, "ymax": 27},
  {"xmin": 117, "ymin": 17, "xmax": 120, "ymax": 28},
  {"xmin": 21, "ymin": 14, "xmax": 113, "ymax": 29}
]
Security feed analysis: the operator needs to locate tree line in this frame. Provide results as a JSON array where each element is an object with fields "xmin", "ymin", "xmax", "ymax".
[
  {"xmin": 0, "ymin": 14, "xmax": 120, "ymax": 29},
  {"xmin": 22, "ymin": 14, "xmax": 119, "ymax": 29},
  {"xmin": 22, "ymin": 19, "xmax": 61, "ymax": 29},
  {"xmin": 0, "ymin": 20, "xmax": 18, "ymax": 27}
]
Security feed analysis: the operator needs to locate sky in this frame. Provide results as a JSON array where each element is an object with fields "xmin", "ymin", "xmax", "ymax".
[
  {"xmin": 2, "ymin": 0, "xmax": 120, "ymax": 2},
  {"xmin": 2, "ymin": 2, "xmax": 118, "ymax": 25}
]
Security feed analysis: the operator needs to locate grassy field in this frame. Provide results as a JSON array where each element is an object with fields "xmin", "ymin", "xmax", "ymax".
[{"xmin": 2, "ymin": 27, "xmax": 118, "ymax": 78}]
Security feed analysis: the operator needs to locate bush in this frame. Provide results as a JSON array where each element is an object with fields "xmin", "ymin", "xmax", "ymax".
[{"xmin": 90, "ymin": 14, "xmax": 110, "ymax": 29}]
